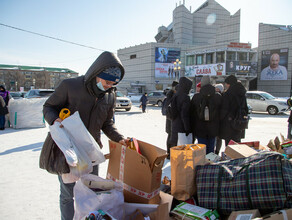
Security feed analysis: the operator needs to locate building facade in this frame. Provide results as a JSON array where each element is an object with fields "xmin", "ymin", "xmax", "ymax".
[{"xmin": 0, "ymin": 64, "xmax": 78, "ymax": 91}]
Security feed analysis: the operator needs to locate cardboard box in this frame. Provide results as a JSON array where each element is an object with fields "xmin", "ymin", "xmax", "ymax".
[
  {"xmin": 107, "ymin": 140, "xmax": 167, "ymax": 204},
  {"xmin": 260, "ymin": 208, "xmax": 292, "ymax": 220},
  {"xmin": 228, "ymin": 209, "xmax": 261, "ymax": 220},
  {"xmin": 225, "ymin": 144, "xmax": 258, "ymax": 159}
]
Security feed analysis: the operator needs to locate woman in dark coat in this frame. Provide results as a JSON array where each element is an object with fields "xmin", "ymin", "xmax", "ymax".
[
  {"xmin": 43, "ymin": 51, "xmax": 127, "ymax": 220},
  {"xmin": 190, "ymin": 76, "xmax": 222, "ymax": 154},
  {"xmin": 139, "ymin": 93, "xmax": 148, "ymax": 113},
  {"xmin": 171, "ymin": 77, "xmax": 193, "ymax": 146},
  {"xmin": 219, "ymin": 75, "xmax": 248, "ymax": 146}
]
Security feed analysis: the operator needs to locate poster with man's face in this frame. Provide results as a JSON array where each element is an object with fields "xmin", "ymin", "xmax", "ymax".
[{"xmin": 260, "ymin": 48, "xmax": 288, "ymax": 80}]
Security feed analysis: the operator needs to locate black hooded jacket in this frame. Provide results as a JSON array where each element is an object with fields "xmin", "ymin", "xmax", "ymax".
[
  {"xmin": 43, "ymin": 51, "xmax": 125, "ymax": 147},
  {"xmin": 171, "ymin": 77, "xmax": 192, "ymax": 133},
  {"xmin": 219, "ymin": 82, "xmax": 248, "ymax": 141},
  {"xmin": 190, "ymin": 84, "xmax": 222, "ymax": 138}
]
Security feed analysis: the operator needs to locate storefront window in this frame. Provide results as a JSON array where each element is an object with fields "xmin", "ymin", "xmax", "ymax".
[
  {"xmin": 186, "ymin": 55, "xmax": 195, "ymax": 65},
  {"xmin": 206, "ymin": 53, "xmax": 213, "ymax": 64},
  {"xmin": 196, "ymin": 55, "xmax": 203, "ymax": 65},
  {"xmin": 216, "ymin": 51, "xmax": 225, "ymax": 63},
  {"xmin": 227, "ymin": 51, "xmax": 236, "ymax": 61}
]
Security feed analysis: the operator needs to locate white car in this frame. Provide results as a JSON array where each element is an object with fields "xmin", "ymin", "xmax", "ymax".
[
  {"xmin": 246, "ymin": 91, "xmax": 288, "ymax": 115},
  {"xmin": 115, "ymin": 91, "xmax": 132, "ymax": 111}
]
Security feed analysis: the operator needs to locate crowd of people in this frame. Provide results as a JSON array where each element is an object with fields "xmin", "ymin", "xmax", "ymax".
[{"xmin": 162, "ymin": 74, "xmax": 249, "ymax": 156}]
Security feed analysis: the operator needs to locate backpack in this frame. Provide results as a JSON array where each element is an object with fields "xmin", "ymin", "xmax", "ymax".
[
  {"xmin": 231, "ymin": 97, "xmax": 249, "ymax": 131},
  {"xmin": 166, "ymin": 96, "xmax": 178, "ymax": 120},
  {"xmin": 197, "ymin": 94, "xmax": 216, "ymax": 121}
]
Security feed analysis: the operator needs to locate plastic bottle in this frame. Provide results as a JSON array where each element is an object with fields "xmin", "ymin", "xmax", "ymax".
[{"xmin": 204, "ymin": 106, "xmax": 210, "ymax": 121}]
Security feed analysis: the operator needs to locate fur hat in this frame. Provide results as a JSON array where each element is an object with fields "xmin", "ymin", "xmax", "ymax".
[
  {"xmin": 225, "ymin": 75, "xmax": 237, "ymax": 86},
  {"xmin": 98, "ymin": 67, "xmax": 121, "ymax": 83},
  {"xmin": 215, "ymin": 83, "xmax": 224, "ymax": 93},
  {"xmin": 201, "ymin": 75, "xmax": 210, "ymax": 87}
]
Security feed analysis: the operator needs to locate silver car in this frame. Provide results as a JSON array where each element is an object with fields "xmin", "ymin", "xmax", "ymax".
[
  {"xmin": 147, "ymin": 91, "xmax": 166, "ymax": 107},
  {"xmin": 115, "ymin": 91, "xmax": 132, "ymax": 111},
  {"xmin": 246, "ymin": 91, "xmax": 288, "ymax": 115}
]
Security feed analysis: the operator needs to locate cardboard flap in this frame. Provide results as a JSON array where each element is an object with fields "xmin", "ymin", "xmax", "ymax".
[{"xmin": 138, "ymin": 140, "xmax": 167, "ymax": 170}]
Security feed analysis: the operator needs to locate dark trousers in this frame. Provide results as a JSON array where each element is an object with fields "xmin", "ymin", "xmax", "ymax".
[
  {"xmin": 142, "ymin": 104, "xmax": 146, "ymax": 113},
  {"xmin": 0, "ymin": 115, "xmax": 5, "ymax": 129},
  {"xmin": 197, "ymin": 137, "xmax": 216, "ymax": 154}
]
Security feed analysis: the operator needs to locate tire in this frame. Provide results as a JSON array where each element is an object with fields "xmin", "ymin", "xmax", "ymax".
[
  {"xmin": 267, "ymin": 106, "xmax": 278, "ymax": 115},
  {"xmin": 126, "ymin": 108, "xmax": 131, "ymax": 111},
  {"xmin": 157, "ymin": 100, "xmax": 163, "ymax": 107}
]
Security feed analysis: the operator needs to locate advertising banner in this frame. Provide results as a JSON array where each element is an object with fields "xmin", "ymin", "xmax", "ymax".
[
  {"xmin": 226, "ymin": 61, "xmax": 257, "ymax": 74},
  {"xmin": 260, "ymin": 48, "xmax": 288, "ymax": 81},
  {"xmin": 155, "ymin": 47, "xmax": 180, "ymax": 78},
  {"xmin": 185, "ymin": 63, "xmax": 225, "ymax": 77}
]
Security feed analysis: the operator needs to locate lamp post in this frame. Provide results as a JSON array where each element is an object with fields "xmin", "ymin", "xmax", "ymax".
[{"xmin": 173, "ymin": 59, "xmax": 181, "ymax": 80}]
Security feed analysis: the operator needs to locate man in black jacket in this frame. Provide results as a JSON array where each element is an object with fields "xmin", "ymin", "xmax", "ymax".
[
  {"xmin": 43, "ymin": 51, "xmax": 127, "ymax": 220},
  {"xmin": 219, "ymin": 75, "xmax": 248, "ymax": 146}
]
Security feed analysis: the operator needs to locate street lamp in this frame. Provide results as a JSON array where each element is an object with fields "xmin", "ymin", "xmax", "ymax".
[
  {"xmin": 173, "ymin": 59, "xmax": 181, "ymax": 80},
  {"xmin": 33, "ymin": 78, "xmax": 36, "ymax": 89}
]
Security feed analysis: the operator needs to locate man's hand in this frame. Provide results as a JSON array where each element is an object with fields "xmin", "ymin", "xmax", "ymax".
[
  {"xmin": 54, "ymin": 118, "xmax": 63, "ymax": 128},
  {"xmin": 119, "ymin": 139, "xmax": 128, "ymax": 146}
]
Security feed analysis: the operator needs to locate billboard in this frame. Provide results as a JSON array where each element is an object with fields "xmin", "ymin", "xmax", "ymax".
[
  {"xmin": 155, "ymin": 47, "xmax": 180, "ymax": 78},
  {"xmin": 226, "ymin": 61, "xmax": 257, "ymax": 74},
  {"xmin": 185, "ymin": 63, "xmax": 226, "ymax": 77},
  {"xmin": 260, "ymin": 48, "xmax": 288, "ymax": 80}
]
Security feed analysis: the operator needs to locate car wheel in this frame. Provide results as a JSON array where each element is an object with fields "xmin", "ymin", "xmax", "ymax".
[
  {"xmin": 157, "ymin": 100, "xmax": 163, "ymax": 107},
  {"xmin": 267, "ymin": 106, "xmax": 278, "ymax": 115},
  {"xmin": 126, "ymin": 108, "xmax": 131, "ymax": 111}
]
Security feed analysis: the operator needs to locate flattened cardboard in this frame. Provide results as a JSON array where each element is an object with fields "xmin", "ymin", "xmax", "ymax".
[
  {"xmin": 261, "ymin": 208, "xmax": 292, "ymax": 220},
  {"xmin": 228, "ymin": 209, "xmax": 261, "ymax": 220},
  {"xmin": 107, "ymin": 140, "xmax": 167, "ymax": 204},
  {"xmin": 225, "ymin": 144, "xmax": 258, "ymax": 159}
]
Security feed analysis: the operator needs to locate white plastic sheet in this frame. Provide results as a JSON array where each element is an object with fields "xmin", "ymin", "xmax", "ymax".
[
  {"xmin": 177, "ymin": 133, "xmax": 193, "ymax": 145},
  {"xmin": 73, "ymin": 174, "xmax": 124, "ymax": 220}
]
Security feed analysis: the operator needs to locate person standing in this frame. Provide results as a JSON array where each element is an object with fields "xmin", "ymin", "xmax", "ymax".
[
  {"xmin": 0, "ymin": 95, "xmax": 8, "ymax": 130},
  {"xmin": 219, "ymin": 75, "xmax": 248, "ymax": 146},
  {"xmin": 0, "ymin": 85, "xmax": 10, "ymax": 106},
  {"xmin": 190, "ymin": 76, "xmax": 222, "ymax": 154},
  {"xmin": 162, "ymin": 81, "xmax": 178, "ymax": 158},
  {"xmin": 287, "ymin": 97, "xmax": 292, "ymax": 140},
  {"xmin": 43, "ymin": 51, "xmax": 127, "ymax": 220},
  {"xmin": 171, "ymin": 77, "xmax": 192, "ymax": 146},
  {"xmin": 0, "ymin": 85, "xmax": 10, "ymax": 129},
  {"xmin": 140, "ymin": 93, "xmax": 148, "ymax": 113}
]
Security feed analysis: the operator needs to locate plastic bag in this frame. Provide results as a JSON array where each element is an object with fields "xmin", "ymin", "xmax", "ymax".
[
  {"xmin": 73, "ymin": 174, "xmax": 124, "ymax": 220},
  {"xmin": 177, "ymin": 133, "xmax": 193, "ymax": 145}
]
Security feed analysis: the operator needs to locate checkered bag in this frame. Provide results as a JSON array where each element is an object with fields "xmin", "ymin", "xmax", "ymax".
[{"xmin": 195, "ymin": 152, "xmax": 292, "ymax": 215}]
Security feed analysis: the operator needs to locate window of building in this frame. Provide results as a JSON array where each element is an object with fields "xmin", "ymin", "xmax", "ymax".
[
  {"xmin": 249, "ymin": 52, "xmax": 257, "ymax": 61},
  {"xmin": 206, "ymin": 53, "xmax": 213, "ymax": 64},
  {"xmin": 227, "ymin": 51, "xmax": 236, "ymax": 61},
  {"xmin": 216, "ymin": 51, "xmax": 225, "ymax": 63},
  {"xmin": 196, "ymin": 55, "xmax": 203, "ymax": 65},
  {"xmin": 238, "ymin": 52, "xmax": 247, "ymax": 61},
  {"xmin": 186, "ymin": 55, "xmax": 195, "ymax": 65},
  {"xmin": 130, "ymin": 54, "xmax": 136, "ymax": 59}
]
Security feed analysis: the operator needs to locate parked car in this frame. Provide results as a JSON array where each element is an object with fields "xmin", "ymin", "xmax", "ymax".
[
  {"xmin": 115, "ymin": 91, "xmax": 132, "ymax": 111},
  {"xmin": 24, "ymin": 89, "xmax": 55, "ymax": 98},
  {"xmin": 10, "ymin": 92, "xmax": 24, "ymax": 99},
  {"xmin": 246, "ymin": 91, "xmax": 288, "ymax": 115},
  {"xmin": 147, "ymin": 91, "xmax": 166, "ymax": 107}
]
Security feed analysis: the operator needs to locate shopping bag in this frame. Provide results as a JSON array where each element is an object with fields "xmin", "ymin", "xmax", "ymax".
[
  {"xmin": 177, "ymin": 133, "xmax": 193, "ymax": 145},
  {"xmin": 73, "ymin": 174, "xmax": 124, "ymax": 220},
  {"xmin": 39, "ymin": 132, "xmax": 70, "ymax": 175},
  {"xmin": 170, "ymin": 144, "xmax": 206, "ymax": 201}
]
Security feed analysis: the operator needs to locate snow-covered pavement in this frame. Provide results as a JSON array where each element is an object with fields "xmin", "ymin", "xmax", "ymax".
[{"xmin": 0, "ymin": 103, "xmax": 289, "ymax": 219}]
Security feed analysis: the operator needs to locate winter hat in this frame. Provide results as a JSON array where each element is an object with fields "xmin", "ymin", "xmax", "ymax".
[
  {"xmin": 196, "ymin": 82, "xmax": 201, "ymax": 88},
  {"xmin": 172, "ymin": 80, "xmax": 179, "ymax": 87},
  {"xmin": 201, "ymin": 75, "xmax": 210, "ymax": 87},
  {"xmin": 225, "ymin": 75, "xmax": 237, "ymax": 86},
  {"xmin": 98, "ymin": 67, "xmax": 122, "ymax": 83},
  {"xmin": 215, "ymin": 83, "xmax": 224, "ymax": 93}
]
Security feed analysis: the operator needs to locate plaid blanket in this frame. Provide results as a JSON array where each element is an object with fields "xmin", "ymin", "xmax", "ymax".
[{"xmin": 195, "ymin": 152, "xmax": 292, "ymax": 215}]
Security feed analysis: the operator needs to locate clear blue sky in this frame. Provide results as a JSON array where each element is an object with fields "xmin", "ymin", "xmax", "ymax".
[{"xmin": 0, "ymin": 0, "xmax": 291, "ymax": 74}]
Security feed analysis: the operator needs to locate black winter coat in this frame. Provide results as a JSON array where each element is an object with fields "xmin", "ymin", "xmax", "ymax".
[
  {"xmin": 171, "ymin": 77, "xmax": 192, "ymax": 134},
  {"xmin": 190, "ymin": 84, "xmax": 222, "ymax": 138},
  {"xmin": 43, "ymin": 51, "xmax": 125, "ymax": 148},
  {"xmin": 164, "ymin": 90, "xmax": 175, "ymax": 133},
  {"xmin": 219, "ymin": 82, "xmax": 248, "ymax": 141}
]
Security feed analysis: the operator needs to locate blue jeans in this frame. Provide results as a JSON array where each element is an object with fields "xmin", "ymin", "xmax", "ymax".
[
  {"xmin": 197, "ymin": 137, "xmax": 216, "ymax": 154},
  {"xmin": 0, "ymin": 115, "xmax": 5, "ymax": 129},
  {"xmin": 58, "ymin": 165, "xmax": 99, "ymax": 220}
]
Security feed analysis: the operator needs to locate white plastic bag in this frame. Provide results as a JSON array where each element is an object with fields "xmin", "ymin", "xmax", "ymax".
[
  {"xmin": 61, "ymin": 111, "xmax": 105, "ymax": 166},
  {"xmin": 73, "ymin": 174, "xmax": 124, "ymax": 220},
  {"xmin": 177, "ymin": 133, "xmax": 193, "ymax": 145}
]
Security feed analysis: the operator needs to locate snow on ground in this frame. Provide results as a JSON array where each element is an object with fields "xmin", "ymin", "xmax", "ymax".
[{"xmin": 0, "ymin": 100, "xmax": 290, "ymax": 219}]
